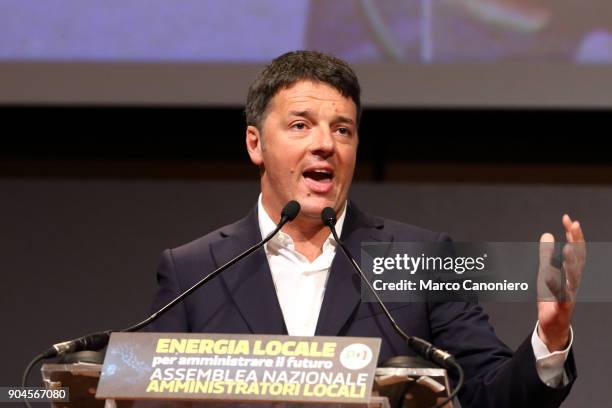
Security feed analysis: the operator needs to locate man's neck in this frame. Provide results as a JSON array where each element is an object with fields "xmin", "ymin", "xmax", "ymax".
[
  {"xmin": 259, "ymin": 197, "xmax": 346, "ymax": 262},
  {"xmin": 282, "ymin": 217, "xmax": 332, "ymax": 262}
]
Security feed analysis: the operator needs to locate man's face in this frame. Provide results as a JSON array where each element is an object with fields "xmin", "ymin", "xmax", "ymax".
[{"xmin": 247, "ymin": 80, "xmax": 358, "ymax": 221}]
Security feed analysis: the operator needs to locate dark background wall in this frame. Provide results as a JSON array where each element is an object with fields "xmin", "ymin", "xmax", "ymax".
[{"xmin": 1, "ymin": 106, "xmax": 611, "ymax": 407}]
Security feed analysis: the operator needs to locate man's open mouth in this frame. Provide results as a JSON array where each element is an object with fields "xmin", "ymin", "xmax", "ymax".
[
  {"xmin": 302, "ymin": 168, "xmax": 335, "ymax": 193},
  {"xmin": 303, "ymin": 169, "xmax": 334, "ymax": 182}
]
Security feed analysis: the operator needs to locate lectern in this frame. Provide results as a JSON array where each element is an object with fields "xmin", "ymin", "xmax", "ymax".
[
  {"xmin": 42, "ymin": 363, "xmax": 452, "ymax": 408},
  {"xmin": 40, "ymin": 332, "xmax": 452, "ymax": 408}
]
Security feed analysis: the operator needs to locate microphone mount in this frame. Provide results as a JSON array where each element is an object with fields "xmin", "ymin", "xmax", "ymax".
[{"xmin": 321, "ymin": 206, "xmax": 464, "ymax": 408}]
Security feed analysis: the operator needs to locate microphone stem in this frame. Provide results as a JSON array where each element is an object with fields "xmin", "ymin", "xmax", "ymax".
[
  {"xmin": 329, "ymin": 227, "xmax": 411, "ymax": 341},
  {"xmin": 326, "ymin": 218, "xmax": 464, "ymax": 408},
  {"xmin": 123, "ymin": 216, "xmax": 288, "ymax": 333},
  {"xmin": 23, "ymin": 203, "xmax": 299, "ymax": 395}
]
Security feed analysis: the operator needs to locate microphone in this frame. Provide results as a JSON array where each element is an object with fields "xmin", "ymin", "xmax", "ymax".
[
  {"xmin": 321, "ymin": 206, "xmax": 463, "ymax": 408},
  {"xmin": 38, "ymin": 200, "xmax": 302, "ymax": 358},
  {"xmin": 279, "ymin": 200, "xmax": 301, "ymax": 224},
  {"xmin": 42, "ymin": 331, "xmax": 111, "ymax": 358}
]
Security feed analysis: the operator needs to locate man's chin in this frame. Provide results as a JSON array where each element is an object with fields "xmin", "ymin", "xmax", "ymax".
[{"xmin": 297, "ymin": 198, "xmax": 339, "ymax": 221}]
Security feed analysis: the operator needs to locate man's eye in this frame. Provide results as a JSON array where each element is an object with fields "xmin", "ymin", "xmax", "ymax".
[
  {"xmin": 337, "ymin": 127, "xmax": 351, "ymax": 136},
  {"xmin": 292, "ymin": 122, "xmax": 307, "ymax": 130}
]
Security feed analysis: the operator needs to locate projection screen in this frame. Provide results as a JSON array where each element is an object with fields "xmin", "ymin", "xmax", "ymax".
[{"xmin": 1, "ymin": 0, "xmax": 611, "ymax": 107}]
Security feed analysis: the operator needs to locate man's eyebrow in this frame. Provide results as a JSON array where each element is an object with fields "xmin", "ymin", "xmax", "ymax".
[
  {"xmin": 333, "ymin": 116, "xmax": 356, "ymax": 126},
  {"xmin": 288, "ymin": 110, "xmax": 355, "ymax": 125},
  {"xmin": 288, "ymin": 110, "xmax": 313, "ymax": 119}
]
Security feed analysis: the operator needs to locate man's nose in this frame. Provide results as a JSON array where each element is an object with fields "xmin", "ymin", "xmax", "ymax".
[{"xmin": 310, "ymin": 127, "xmax": 335, "ymax": 158}]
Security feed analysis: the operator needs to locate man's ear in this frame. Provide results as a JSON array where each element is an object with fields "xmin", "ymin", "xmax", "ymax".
[{"xmin": 246, "ymin": 125, "xmax": 263, "ymax": 165}]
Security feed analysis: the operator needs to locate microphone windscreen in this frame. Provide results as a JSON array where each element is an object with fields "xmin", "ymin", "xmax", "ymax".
[
  {"xmin": 79, "ymin": 332, "xmax": 111, "ymax": 352},
  {"xmin": 321, "ymin": 207, "xmax": 337, "ymax": 226},
  {"xmin": 281, "ymin": 200, "xmax": 301, "ymax": 221}
]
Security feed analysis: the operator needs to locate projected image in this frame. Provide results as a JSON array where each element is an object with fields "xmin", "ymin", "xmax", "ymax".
[
  {"xmin": 309, "ymin": 0, "xmax": 612, "ymax": 63},
  {"xmin": 0, "ymin": 0, "xmax": 611, "ymax": 63}
]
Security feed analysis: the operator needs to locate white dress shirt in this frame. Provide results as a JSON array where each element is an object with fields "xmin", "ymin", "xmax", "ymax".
[
  {"xmin": 531, "ymin": 322, "xmax": 572, "ymax": 387},
  {"xmin": 258, "ymin": 195, "xmax": 346, "ymax": 337},
  {"xmin": 257, "ymin": 195, "xmax": 571, "ymax": 387}
]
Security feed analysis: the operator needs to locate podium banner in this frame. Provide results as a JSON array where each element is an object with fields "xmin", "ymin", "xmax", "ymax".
[{"xmin": 96, "ymin": 332, "xmax": 381, "ymax": 404}]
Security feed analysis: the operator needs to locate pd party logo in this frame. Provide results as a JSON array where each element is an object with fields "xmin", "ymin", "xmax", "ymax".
[{"xmin": 339, "ymin": 343, "xmax": 373, "ymax": 370}]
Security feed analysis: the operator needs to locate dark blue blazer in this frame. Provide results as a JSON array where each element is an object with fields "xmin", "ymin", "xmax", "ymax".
[{"xmin": 150, "ymin": 202, "xmax": 576, "ymax": 407}]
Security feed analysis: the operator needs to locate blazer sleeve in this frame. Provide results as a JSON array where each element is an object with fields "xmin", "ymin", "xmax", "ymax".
[
  {"xmin": 147, "ymin": 249, "xmax": 190, "ymax": 332},
  {"xmin": 428, "ymin": 234, "xmax": 577, "ymax": 407},
  {"xmin": 428, "ymin": 300, "xmax": 576, "ymax": 407}
]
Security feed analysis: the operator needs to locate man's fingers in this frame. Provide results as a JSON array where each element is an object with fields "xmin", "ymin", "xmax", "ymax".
[
  {"xmin": 538, "ymin": 216, "xmax": 585, "ymax": 302},
  {"xmin": 563, "ymin": 214, "xmax": 585, "ymax": 243},
  {"xmin": 562, "ymin": 214, "xmax": 573, "ymax": 242},
  {"xmin": 571, "ymin": 220, "xmax": 585, "ymax": 243},
  {"xmin": 563, "ymin": 215, "xmax": 586, "ymax": 267},
  {"xmin": 539, "ymin": 232, "xmax": 555, "ymax": 265},
  {"xmin": 563, "ymin": 243, "xmax": 578, "ymax": 265},
  {"xmin": 563, "ymin": 243, "xmax": 584, "ymax": 293},
  {"xmin": 538, "ymin": 233, "xmax": 558, "ymax": 301},
  {"xmin": 560, "ymin": 215, "xmax": 585, "ymax": 296},
  {"xmin": 545, "ymin": 272, "xmax": 568, "ymax": 302}
]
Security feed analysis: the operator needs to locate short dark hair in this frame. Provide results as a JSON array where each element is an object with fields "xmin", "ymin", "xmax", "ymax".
[{"xmin": 245, "ymin": 50, "xmax": 362, "ymax": 130}]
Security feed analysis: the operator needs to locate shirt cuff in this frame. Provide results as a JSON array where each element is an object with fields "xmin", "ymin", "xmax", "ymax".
[{"xmin": 531, "ymin": 322, "xmax": 573, "ymax": 387}]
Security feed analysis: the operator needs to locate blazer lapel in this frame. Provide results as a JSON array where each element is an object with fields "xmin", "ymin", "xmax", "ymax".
[
  {"xmin": 211, "ymin": 207, "xmax": 287, "ymax": 335},
  {"xmin": 315, "ymin": 202, "xmax": 392, "ymax": 336}
]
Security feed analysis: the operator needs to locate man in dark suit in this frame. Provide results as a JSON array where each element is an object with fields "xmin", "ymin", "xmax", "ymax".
[{"xmin": 150, "ymin": 50, "xmax": 585, "ymax": 407}]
